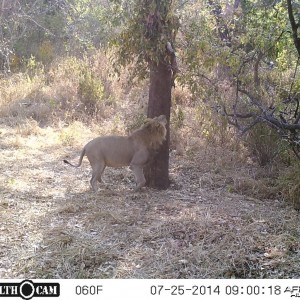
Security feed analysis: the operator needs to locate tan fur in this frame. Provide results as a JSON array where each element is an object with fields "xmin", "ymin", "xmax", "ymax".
[{"xmin": 63, "ymin": 115, "xmax": 167, "ymax": 191}]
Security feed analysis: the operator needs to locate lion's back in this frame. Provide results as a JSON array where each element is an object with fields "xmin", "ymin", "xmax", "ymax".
[{"xmin": 85, "ymin": 136, "xmax": 135, "ymax": 167}]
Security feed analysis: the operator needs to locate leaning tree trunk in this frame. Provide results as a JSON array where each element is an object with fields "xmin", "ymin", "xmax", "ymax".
[{"xmin": 145, "ymin": 60, "xmax": 172, "ymax": 189}]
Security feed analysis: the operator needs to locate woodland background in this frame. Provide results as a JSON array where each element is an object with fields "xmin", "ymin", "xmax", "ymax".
[{"xmin": 0, "ymin": 0, "xmax": 300, "ymax": 279}]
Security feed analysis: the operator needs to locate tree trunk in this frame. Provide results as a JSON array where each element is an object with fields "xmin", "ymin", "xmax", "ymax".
[{"xmin": 145, "ymin": 60, "xmax": 172, "ymax": 189}]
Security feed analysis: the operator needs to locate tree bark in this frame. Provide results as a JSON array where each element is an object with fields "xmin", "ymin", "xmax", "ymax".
[{"xmin": 145, "ymin": 60, "xmax": 172, "ymax": 189}]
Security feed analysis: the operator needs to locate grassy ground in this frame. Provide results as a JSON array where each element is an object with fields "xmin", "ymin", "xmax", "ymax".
[{"xmin": 1, "ymin": 121, "xmax": 299, "ymax": 279}]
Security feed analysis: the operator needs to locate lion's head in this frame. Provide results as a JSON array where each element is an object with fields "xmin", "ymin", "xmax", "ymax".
[{"xmin": 130, "ymin": 115, "xmax": 167, "ymax": 150}]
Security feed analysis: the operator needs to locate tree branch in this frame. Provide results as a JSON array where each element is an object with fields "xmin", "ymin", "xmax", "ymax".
[
  {"xmin": 237, "ymin": 88, "xmax": 264, "ymax": 112},
  {"xmin": 287, "ymin": 0, "xmax": 300, "ymax": 56},
  {"xmin": 20, "ymin": 14, "xmax": 56, "ymax": 37},
  {"xmin": 166, "ymin": 41, "xmax": 179, "ymax": 87}
]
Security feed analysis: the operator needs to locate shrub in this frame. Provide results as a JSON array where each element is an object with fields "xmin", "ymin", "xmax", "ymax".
[
  {"xmin": 172, "ymin": 105, "xmax": 185, "ymax": 129},
  {"xmin": 37, "ymin": 40, "xmax": 55, "ymax": 65},
  {"xmin": 278, "ymin": 161, "xmax": 300, "ymax": 210},
  {"xmin": 245, "ymin": 123, "xmax": 282, "ymax": 166},
  {"xmin": 78, "ymin": 69, "xmax": 105, "ymax": 115}
]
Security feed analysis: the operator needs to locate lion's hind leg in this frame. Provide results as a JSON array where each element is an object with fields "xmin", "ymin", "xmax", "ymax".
[{"xmin": 90, "ymin": 162, "xmax": 105, "ymax": 191}]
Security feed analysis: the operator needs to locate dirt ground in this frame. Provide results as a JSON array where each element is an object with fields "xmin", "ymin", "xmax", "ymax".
[{"xmin": 0, "ymin": 122, "xmax": 300, "ymax": 279}]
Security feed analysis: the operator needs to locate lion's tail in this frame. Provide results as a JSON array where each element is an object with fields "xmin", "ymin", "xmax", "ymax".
[{"xmin": 63, "ymin": 148, "xmax": 86, "ymax": 168}]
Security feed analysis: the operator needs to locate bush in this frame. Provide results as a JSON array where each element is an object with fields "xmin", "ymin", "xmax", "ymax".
[
  {"xmin": 172, "ymin": 105, "xmax": 185, "ymax": 129},
  {"xmin": 78, "ymin": 69, "xmax": 105, "ymax": 115},
  {"xmin": 37, "ymin": 40, "xmax": 55, "ymax": 65},
  {"xmin": 245, "ymin": 123, "xmax": 282, "ymax": 166},
  {"xmin": 278, "ymin": 161, "xmax": 300, "ymax": 210}
]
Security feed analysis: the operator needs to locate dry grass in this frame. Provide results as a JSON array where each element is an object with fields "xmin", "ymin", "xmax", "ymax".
[
  {"xmin": 0, "ymin": 122, "xmax": 299, "ymax": 279},
  {"xmin": 0, "ymin": 53, "xmax": 148, "ymax": 128}
]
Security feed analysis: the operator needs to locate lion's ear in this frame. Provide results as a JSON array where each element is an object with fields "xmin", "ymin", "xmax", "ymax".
[
  {"xmin": 144, "ymin": 121, "xmax": 152, "ymax": 127},
  {"xmin": 149, "ymin": 122, "xmax": 162, "ymax": 133}
]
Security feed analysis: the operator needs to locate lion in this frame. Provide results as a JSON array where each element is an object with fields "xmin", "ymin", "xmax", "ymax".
[{"xmin": 63, "ymin": 115, "xmax": 167, "ymax": 191}]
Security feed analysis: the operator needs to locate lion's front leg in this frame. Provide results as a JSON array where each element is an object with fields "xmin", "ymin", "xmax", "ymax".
[
  {"xmin": 130, "ymin": 149, "xmax": 149, "ymax": 191},
  {"xmin": 130, "ymin": 165, "xmax": 146, "ymax": 191}
]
